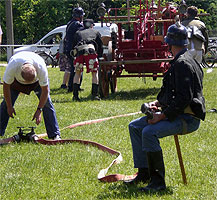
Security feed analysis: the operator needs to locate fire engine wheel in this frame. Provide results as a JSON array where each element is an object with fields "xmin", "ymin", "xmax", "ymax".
[{"xmin": 98, "ymin": 65, "xmax": 110, "ymax": 98}]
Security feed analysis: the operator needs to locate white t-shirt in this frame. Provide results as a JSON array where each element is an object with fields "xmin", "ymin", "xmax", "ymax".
[{"xmin": 3, "ymin": 51, "xmax": 48, "ymax": 86}]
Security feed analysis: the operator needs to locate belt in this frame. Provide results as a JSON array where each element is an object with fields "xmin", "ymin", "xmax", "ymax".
[
  {"xmin": 184, "ymin": 105, "xmax": 195, "ymax": 115},
  {"xmin": 77, "ymin": 44, "xmax": 95, "ymax": 51}
]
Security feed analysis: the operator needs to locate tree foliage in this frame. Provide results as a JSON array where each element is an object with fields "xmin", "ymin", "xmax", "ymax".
[{"xmin": 0, "ymin": 0, "xmax": 216, "ymax": 44}]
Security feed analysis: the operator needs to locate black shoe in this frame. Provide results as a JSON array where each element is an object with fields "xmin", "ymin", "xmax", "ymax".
[
  {"xmin": 67, "ymin": 88, "xmax": 73, "ymax": 93},
  {"xmin": 91, "ymin": 84, "xmax": 100, "ymax": 100},
  {"xmin": 140, "ymin": 151, "xmax": 166, "ymax": 192},
  {"xmin": 78, "ymin": 87, "xmax": 84, "ymax": 91},
  {"xmin": 140, "ymin": 175, "xmax": 166, "ymax": 193},
  {"xmin": 60, "ymin": 84, "xmax": 67, "ymax": 89},
  {"xmin": 73, "ymin": 96, "xmax": 81, "ymax": 102},
  {"xmin": 124, "ymin": 168, "xmax": 150, "ymax": 185}
]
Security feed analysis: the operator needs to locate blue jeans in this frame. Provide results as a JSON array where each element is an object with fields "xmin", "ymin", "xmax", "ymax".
[
  {"xmin": 128, "ymin": 114, "xmax": 200, "ymax": 168},
  {"xmin": 0, "ymin": 85, "xmax": 60, "ymax": 138}
]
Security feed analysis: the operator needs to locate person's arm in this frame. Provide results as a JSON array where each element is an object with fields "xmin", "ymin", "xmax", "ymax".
[
  {"xmin": 0, "ymin": 34, "xmax": 2, "ymax": 44},
  {"xmin": 96, "ymin": 33, "xmax": 103, "ymax": 58},
  {"xmin": 3, "ymin": 82, "xmax": 16, "ymax": 118},
  {"xmin": 32, "ymin": 85, "xmax": 48, "ymax": 125}
]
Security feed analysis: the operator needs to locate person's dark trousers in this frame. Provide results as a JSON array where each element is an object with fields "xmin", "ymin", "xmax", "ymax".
[
  {"xmin": 91, "ymin": 83, "xmax": 101, "ymax": 100},
  {"xmin": 140, "ymin": 151, "xmax": 166, "ymax": 192},
  {"xmin": 73, "ymin": 83, "xmax": 80, "ymax": 101}
]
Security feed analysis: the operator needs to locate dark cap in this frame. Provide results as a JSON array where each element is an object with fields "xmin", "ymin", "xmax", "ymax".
[
  {"xmin": 84, "ymin": 19, "xmax": 94, "ymax": 25},
  {"xmin": 83, "ymin": 19, "xmax": 95, "ymax": 28}
]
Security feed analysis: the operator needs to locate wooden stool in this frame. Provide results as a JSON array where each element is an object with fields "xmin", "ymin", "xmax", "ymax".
[{"xmin": 174, "ymin": 134, "xmax": 187, "ymax": 184}]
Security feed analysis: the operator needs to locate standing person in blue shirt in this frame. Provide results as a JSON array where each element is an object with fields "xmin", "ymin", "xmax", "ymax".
[
  {"xmin": 125, "ymin": 23, "xmax": 205, "ymax": 192},
  {"xmin": 64, "ymin": 7, "xmax": 84, "ymax": 93},
  {"xmin": 0, "ymin": 51, "xmax": 61, "ymax": 140}
]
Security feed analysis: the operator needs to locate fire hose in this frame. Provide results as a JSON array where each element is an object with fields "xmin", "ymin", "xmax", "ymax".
[{"xmin": 0, "ymin": 112, "xmax": 141, "ymax": 182}]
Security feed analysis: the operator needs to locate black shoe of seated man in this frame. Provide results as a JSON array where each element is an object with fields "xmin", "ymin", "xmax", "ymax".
[
  {"xmin": 140, "ymin": 175, "xmax": 166, "ymax": 193},
  {"xmin": 124, "ymin": 168, "xmax": 150, "ymax": 185},
  {"xmin": 140, "ymin": 151, "xmax": 166, "ymax": 193}
]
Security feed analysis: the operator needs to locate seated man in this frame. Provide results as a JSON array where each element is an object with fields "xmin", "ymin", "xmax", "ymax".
[
  {"xmin": 0, "ymin": 51, "xmax": 61, "ymax": 140},
  {"xmin": 125, "ymin": 23, "xmax": 205, "ymax": 192}
]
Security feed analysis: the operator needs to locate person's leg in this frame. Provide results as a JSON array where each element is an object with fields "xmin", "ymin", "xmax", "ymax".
[
  {"xmin": 124, "ymin": 116, "xmax": 150, "ymax": 184},
  {"xmin": 34, "ymin": 86, "xmax": 60, "ymax": 139},
  {"xmin": 0, "ymin": 89, "xmax": 19, "ymax": 136},
  {"xmin": 87, "ymin": 55, "xmax": 100, "ymax": 100},
  {"xmin": 73, "ymin": 56, "xmax": 84, "ymax": 101},
  {"xmin": 142, "ymin": 114, "xmax": 200, "ymax": 152},
  {"xmin": 73, "ymin": 71, "xmax": 82, "ymax": 101},
  {"xmin": 141, "ymin": 114, "xmax": 200, "ymax": 192},
  {"xmin": 67, "ymin": 56, "xmax": 75, "ymax": 92},
  {"xmin": 128, "ymin": 116, "xmax": 149, "ymax": 168},
  {"xmin": 91, "ymin": 71, "xmax": 100, "ymax": 100},
  {"xmin": 61, "ymin": 71, "xmax": 70, "ymax": 89},
  {"xmin": 68, "ymin": 57, "xmax": 83, "ymax": 92}
]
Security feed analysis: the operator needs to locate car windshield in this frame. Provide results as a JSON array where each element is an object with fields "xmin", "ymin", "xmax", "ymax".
[{"xmin": 41, "ymin": 33, "xmax": 62, "ymax": 45}]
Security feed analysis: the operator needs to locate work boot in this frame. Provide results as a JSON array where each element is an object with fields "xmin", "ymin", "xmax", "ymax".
[
  {"xmin": 73, "ymin": 83, "xmax": 81, "ymax": 101},
  {"xmin": 140, "ymin": 151, "xmax": 166, "ymax": 193},
  {"xmin": 124, "ymin": 168, "xmax": 150, "ymax": 185},
  {"xmin": 91, "ymin": 83, "xmax": 101, "ymax": 101}
]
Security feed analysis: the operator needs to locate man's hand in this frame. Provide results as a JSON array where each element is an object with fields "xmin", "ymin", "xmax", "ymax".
[
  {"xmin": 7, "ymin": 106, "xmax": 16, "ymax": 118},
  {"xmin": 32, "ymin": 109, "xmax": 42, "ymax": 125},
  {"xmin": 148, "ymin": 113, "xmax": 166, "ymax": 124},
  {"xmin": 148, "ymin": 100, "xmax": 160, "ymax": 111}
]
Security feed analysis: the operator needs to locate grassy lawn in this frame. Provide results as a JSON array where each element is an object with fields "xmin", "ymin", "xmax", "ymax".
[{"xmin": 0, "ymin": 66, "xmax": 216, "ymax": 200}]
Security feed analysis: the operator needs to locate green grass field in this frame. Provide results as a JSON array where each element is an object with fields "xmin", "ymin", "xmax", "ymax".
[{"xmin": 0, "ymin": 66, "xmax": 216, "ymax": 200}]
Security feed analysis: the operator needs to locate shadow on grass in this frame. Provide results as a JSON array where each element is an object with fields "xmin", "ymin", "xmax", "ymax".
[
  {"xmin": 50, "ymin": 87, "xmax": 69, "ymax": 95},
  {"xmin": 49, "ymin": 86, "xmax": 160, "ymax": 103},
  {"xmin": 105, "ymin": 87, "xmax": 160, "ymax": 101},
  {"xmin": 97, "ymin": 183, "xmax": 173, "ymax": 199}
]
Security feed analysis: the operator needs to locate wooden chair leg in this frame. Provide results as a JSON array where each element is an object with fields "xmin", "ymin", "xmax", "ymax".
[{"xmin": 174, "ymin": 135, "xmax": 187, "ymax": 184}]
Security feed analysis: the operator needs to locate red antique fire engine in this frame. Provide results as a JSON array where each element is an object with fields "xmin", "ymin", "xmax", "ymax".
[{"xmin": 97, "ymin": 0, "xmax": 187, "ymax": 97}]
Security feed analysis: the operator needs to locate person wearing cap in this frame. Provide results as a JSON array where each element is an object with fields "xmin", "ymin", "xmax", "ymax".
[
  {"xmin": 125, "ymin": 23, "xmax": 205, "ymax": 192},
  {"xmin": 0, "ymin": 51, "xmax": 61, "ymax": 140},
  {"xmin": 71, "ymin": 19, "xmax": 103, "ymax": 101},
  {"xmin": 64, "ymin": 7, "xmax": 85, "ymax": 92},
  {"xmin": 182, "ymin": 6, "xmax": 208, "ymax": 64}
]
